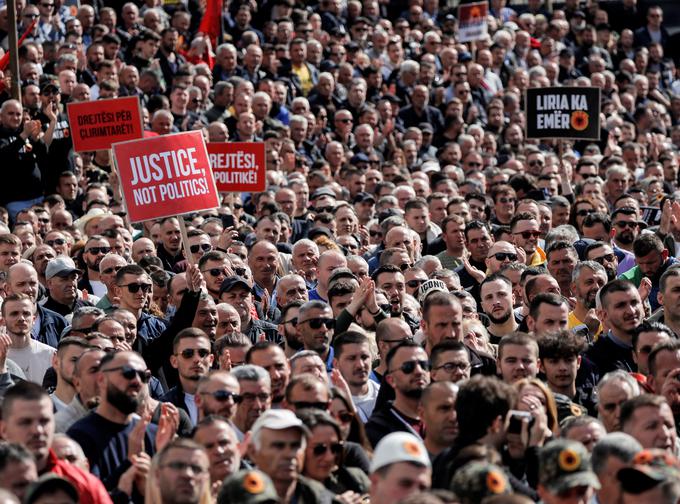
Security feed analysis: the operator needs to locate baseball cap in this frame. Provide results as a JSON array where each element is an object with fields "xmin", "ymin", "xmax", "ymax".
[
  {"xmin": 370, "ymin": 432, "xmax": 430, "ymax": 473},
  {"xmin": 250, "ymin": 409, "xmax": 310, "ymax": 440},
  {"xmin": 538, "ymin": 439, "xmax": 601, "ymax": 494},
  {"xmin": 45, "ymin": 256, "xmax": 83, "ymax": 280},
  {"xmin": 311, "ymin": 187, "xmax": 336, "ymax": 200},
  {"xmin": 217, "ymin": 470, "xmax": 279, "ymax": 504},
  {"xmin": 353, "ymin": 192, "xmax": 376, "ymax": 205},
  {"xmin": 618, "ymin": 449, "xmax": 680, "ymax": 494},
  {"xmin": 328, "ymin": 267, "xmax": 357, "ymax": 286},
  {"xmin": 451, "ymin": 462, "xmax": 511, "ymax": 502},
  {"xmin": 219, "ymin": 276, "xmax": 251, "ymax": 295},
  {"xmin": 25, "ymin": 474, "xmax": 78, "ymax": 504},
  {"xmin": 417, "ymin": 279, "xmax": 449, "ymax": 304},
  {"xmin": 418, "ymin": 122, "xmax": 434, "ymax": 134},
  {"xmin": 307, "ymin": 227, "xmax": 333, "ymax": 240},
  {"xmin": 350, "ymin": 153, "xmax": 370, "ymax": 165}
]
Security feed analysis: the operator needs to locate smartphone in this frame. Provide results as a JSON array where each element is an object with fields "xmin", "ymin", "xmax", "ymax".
[
  {"xmin": 507, "ymin": 410, "xmax": 535, "ymax": 434},
  {"xmin": 221, "ymin": 213, "xmax": 236, "ymax": 229}
]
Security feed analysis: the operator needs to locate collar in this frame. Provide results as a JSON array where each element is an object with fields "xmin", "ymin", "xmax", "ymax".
[{"xmin": 606, "ymin": 330, "xmax": 632, "ymax": 349}]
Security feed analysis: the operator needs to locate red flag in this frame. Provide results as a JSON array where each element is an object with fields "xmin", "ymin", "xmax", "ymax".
[
  {"xmin": 198, "ymin": 0, "xmax": 223, "ymax": 47},
  {"xmin": 0, "ymin": 18, "xmax": 38, "ymax": 71}
]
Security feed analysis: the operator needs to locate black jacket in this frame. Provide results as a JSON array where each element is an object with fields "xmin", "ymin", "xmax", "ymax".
[
  {"xmin": 365, "ymin": 401, "xmax": 421, "ymax": 448},
  {"xmin": 33, "ymin": 304, "xmax": 67, "ymax": 348}
]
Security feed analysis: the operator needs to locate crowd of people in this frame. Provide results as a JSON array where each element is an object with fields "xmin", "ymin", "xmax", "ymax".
[{"xmin": 0, "ymin": 0, "xmax": 678, "ymax": 502}]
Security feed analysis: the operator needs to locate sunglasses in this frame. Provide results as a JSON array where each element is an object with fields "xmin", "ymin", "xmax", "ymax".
[
  {"xmin": 312, "ymin": 442, "xmax": 343, "ymax": 456},
  {"xmin": 315, "ymin": 206, "xmax": 335, "ymax": 214},
  {"xmin": 614, "ymin": 221, "xmax": 638, "ymax": 229},
  {"xmin": 299, "ymin": 317, "xmax": 335, "ymax": 330},
  {"xmin": 190, "ymin": 243, "xmax": 212, "ymax": 254},
  {"xmin": 101, "ymin": 365, "xmax": 151, "ymax": 383},
  {"xmin": 391, "ymin": 359, "xmax": 430, "ymax": 374},
  {"xmin": 102, "ymin": 266, "xmax": 123, "ymax": 275},
  {"xmin": 369, "ymin": 230, "xmax": 382, "ymax": 237},
  {"xmin": 491, "ymin": 252, "xmax": 517, "ymax": 261},
  {"xmin": 202, "ymin": 268, "xmax": 230, "ymax": 277},
  {"xmin": 514, "ymin": 230, "xmax": 541, "ymax": 240},
  {"xmin": 433, "ymin": 361, "xmax": 470, "ymax": 372},
  {"xmin": 576, "ymin": 209, "xmax": 595, "ymax": 217},
  {"xmin": 87, "ymin": 246, "xmax": 111, "ymax": 255},
  {"xmin": 179, "ymin": 348, "xmax": 211, "ymax": 359},
  {"xmin": 335, "ymin": 411, "xmax": 354, "ymax": 423},
  {"xmin": 336, "ymin": 118, "xmax": 353, "ymax": 123},
  {"xmin": 120, "ymin": 282, "xmax": 152, "ymax": 293},
  {"xmin": 406, "ymin": 279, "xmax": 426, "ymax": 289},
  {"xmin": 283, "ymin": 317, "xmax": 298, "ymax": 326},
  {"xmin": 46, "ymin": 238, "xmax": 66, "ymax": 246},
  {"xmin": 234, "ymin": 267, "xmax": 246, "ymax": 277},
  {"xmin": 24, "ymin": 13, "xmax": 39, "ymax": 18},
  {"xmin": 201, "ymin": 390, "xmax": 242, "ymax": 403},
  {"xmin": 399, "ymin": 263, "xmax": 413, "ymax": 271},
  {"xmin": 293, "ymin": 401, "xmax": 328, "ymax": 411},
  {"xmin": 528, "ymin": 160, "xmax": 544, "ymax": 166},
  {"xmin": 592, "ymin": 253, "xmax": 616, "ymax": 264},
  {"xmin": 233, "ymin": 203, "xmax": 243, "ymax": 209}
]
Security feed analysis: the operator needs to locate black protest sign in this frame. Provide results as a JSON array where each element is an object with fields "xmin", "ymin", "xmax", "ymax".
[{"xmin": 525, "ymin": 87, "xmax": 601, "ymax": 140}]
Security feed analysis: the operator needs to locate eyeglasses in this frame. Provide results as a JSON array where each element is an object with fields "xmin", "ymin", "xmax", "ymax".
[
  {"xmin": 46, "ymin": 238, "xmax": 66, "ymax": 246},
  {"xmin": 102, "ymin": 266, "xmax": 123, "ymax": 275},
  {"xmin": 369, "ymin": 230, "xmax": 382, "ymax": 237},
  {"xmin": 201, "ymin": 390, "xmax": 242, "ymax": 403},
  {"xmin": 576, "ymin": 209, "xmax": 595, "ymax": 217},
  {"xmin": 433, "ymin": 361, "xmax": 470, "ymax": 372},
  {"xmin": 514, "ymin": 230, "xmax": 541, "ymax": 240},
  {"xmin": 86, "ymin": 246, "xmax": 111, "ymax": 255},
  {"xmin": 24, "ymin": 13, "xmax": 39, "ymax": 18},
  {"xmin": 334, "ymin": 411, "xmax": 354, "ymax": 423},
  {"xmin": 161, "ymin": 461, "xmax": 208, "ymax": 476},
  {"xmin": 406, "ymin": 279, "xmax": 426, "ymax": 289},
  {"xmin": 282, "ymin": 317, "xmax": 298, "ymax": 326},
  {"xmin": 466, "ymin": 161, "xmax": 482, "ymax": 167},
  {"xmin": 491, "ymin": 252, "xmax": 517, "ymax": 261},
  {"xmin": 120, "ymin": 282, "xmax": 152, "ymax": 293},
  {"xmin": 201, "ymin": 268, "xmax": 230, "ymax": 277},
  {"xmin": 101, "ymin": 365, "xmax": 151, "ymax": 383},
  {"xmin": 498, "ymin": 197, "xmax": 516, "ymax": 204},
  {"xmin": 312, "ymin": 442, "xmax": 343, "ymax": 456},
  {"xmin": 179, "ymin": 348, "xmax": 211, "ymax": 359},
  {"xmin": 299, "ymin": 317, "xmax": 335, "ymax": 330},
  {"xmin": 614, "ymin": 221, "xmax": 638, "ymax": 229},
  {"xmin": 293, "ymin": 401, "xmax": 328, "ymax": 410},
  {"xmin": 190, "ymin": 243, "xmax": 212, "ymax": 254},
  {"xmin": 399, "ymin": 262, "xmax": 413, "ymax": 271},
  {"xmin": 241, "ymin": 392, "xmax": 271, "ymax": 402},
  {"xmin": 592, "ymin": 253, "xmax": 616, "ymax": 264},
  {"xmin": 336, "ymin": 118, "xmax": 353, "ymax": 123},
  {"xmin": 390, "ymin": 359, "xmax": 430, "ymax": 374}
]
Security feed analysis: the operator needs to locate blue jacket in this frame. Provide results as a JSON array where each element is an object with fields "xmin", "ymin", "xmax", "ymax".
[{"xmin": 33, "ymin": 304, "xmax": 67, "ymax": 348}]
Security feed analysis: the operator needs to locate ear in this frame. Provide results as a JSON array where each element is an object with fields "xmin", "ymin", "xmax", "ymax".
[
  {"xmin": 332, "ymin": 358, "xmax": 338, "ymax": 369},
  {"xmin": 576, "ymin": 355, "xmax": 582, "ymax": 370},
  {"xmin": 663, "ymin": 249, "xmax": 669, "ymax": 262},
  {"xmin": 647, "ymin": 374, "xmax": 657, "ymax": 393},
  {"xmin": 194, "ymin": 392, "xmax": 203, "ymax": 409},
  {"xmin": 526, "ymin": 315, "xmax": 535, "ymax": 333},
  {"xmin": 489, "ymin": 414, "xmax": 503, "ymax": 434},
  {"xmin": 539, "ymin": 359, "xmax": 546, "ymax": 374},
  {"xmin": 658, "ymin": 290, "xmax": 664, "ymax": 307},
  {"xmin": 385, "ymin": 372, "xmax": 395, "ymax": 388},
  {"xmin": 51, "ymin": 352, "xmax": 59, "ymax": 370},
  {"xmin": 170, "ymin": 354, "xmax": 179, "ymax": 370},
  {"xmin": 207, "ymin": 354, "xmax": 214, "ymax": 367},
  {"xmin": 610, "ymin": 227, "xmax": 617, "ymax": 240},
  {"xmin": 485, "ymin": 257, "xmax": 492, "ymax": 270}
]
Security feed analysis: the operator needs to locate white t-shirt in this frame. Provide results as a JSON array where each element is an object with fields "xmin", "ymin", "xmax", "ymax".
[
  {"xmin": 184, "ymin": 392, "xmax": 198, "ymax": 425},
  {"xmin": 352, "ymin": 380, "xmax": 380, "ymax": 423},
  {"xmin": 9, "ymin": 340, "xmax": 55, "ymax": 384},
  {"xmin": 89, "ymin": 280, "xmax": 107, "ymax": 299}
]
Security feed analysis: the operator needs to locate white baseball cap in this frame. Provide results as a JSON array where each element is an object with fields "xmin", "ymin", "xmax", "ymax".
[
  {"xmin": 417, "ymin": 279, "xmax": 449, "ymax": 304},
  {"xmin": 250, "ymin": 409, "xmax": 310, "ymax": 440},
  {"xmin": 370, "ymin": 432, "xmax": 431, "ymax": 473}
]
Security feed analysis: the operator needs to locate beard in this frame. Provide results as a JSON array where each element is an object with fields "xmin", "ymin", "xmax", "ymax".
[
  {"xmin": 285, "ymin": 330, "xmax": 304, "ymax": 351},
  {"xmin": 487, "ymin": 309, "xmax": 511, "ymax": 325},
  {"xmin": 402, "ymin": 387, "xmax": 424, "ymax": 399},
  {"xmin": 617, "ymin": 231, "xmax": 634, "ymax": 245},
  {"xmin": 106, "ymin": 382, "xmax": 142, "ymax": 415}
]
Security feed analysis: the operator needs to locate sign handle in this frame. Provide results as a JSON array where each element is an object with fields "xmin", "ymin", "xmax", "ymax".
[{"xmin": 178, "ymin": 218, "xmax": 194, "ymax": 265}]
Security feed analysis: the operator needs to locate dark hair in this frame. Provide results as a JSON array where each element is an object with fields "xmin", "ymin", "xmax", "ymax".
[
  {"xmin": 632, "ymin": 320, "xmax": 676, "ymax": 352},
  {"xmin": 510, "ymin": 212, "xmax": 537, "ymax": 231},
  {"xmin": 648, "ymin": 340, "xmax": 680, "ymax": 377},
  {"xmin": 610, "ymin": 207, "xmax": 637, "ymax": 222},
  {"xmin": 385, "ymin": 340, "xmax": 423, "ymax": 371},
  {"xmin": 332, "ymin": 331, "xmax": 369, "ymax": 359},
  {"xmin": 371, "ymin": 264, "xmax": 401, "ymax": 282},
  {"xmin": 2, "ymin": 382, "xmax": 48, "ymax": 419},
  {"xmin": 498, "ymin": 332, "xmax": 538, "ymax": 360},
  {"xmin": 422, "ymin": 291, "xmax": 458, "ymax": 321},
  {"xmin": 582, "ymin": 213, "xmax": 612, "ymax": 233},
  {"xmin": 115, "ymin": 264, "xmax": 147, "ymax": 284},
  {"xmin": 529, "ymin": 292, "xmax": 568, "ymax": 321},
  {"xmin": 431, "ymin": 340, "xmax": 467, "ymax": 367},
  {"xmin": 633, "ymin": 233, "xmax": 665, "ymax": 257},
  {"xmin": 599, "ymin": 279, "xmax": 637, "ymax": 309},
  {"xmin": 538, "ymin": 330, "xmax": 587, "ymax": 360},
  {"xmin": 480, "ymin": 273, "xmax": 512, "ymax": 293},
  {"xmin": 620, "ymin": 394, "xmax": 667, "ymax": 431},
  {"xmin": 456, "ymin": 376, "xmax": 517, "ymax": 445},
  {"xmin": 0, "ymin": 442, "xmax": 34, "ymax": 472},
  {"xmin": 172, "ymin": 327, "xmax": 210, "ymax": 353},
  {"xmin": 464, "ymin": 220, "xmax": 491, "ymax": 241},
  {"xmin": 327, "ymin": 280, "xmax": 357, "ymax": 303},
  {"xmin": 546, "ymin": 241, "xmax": 577, "ymax": 260}
]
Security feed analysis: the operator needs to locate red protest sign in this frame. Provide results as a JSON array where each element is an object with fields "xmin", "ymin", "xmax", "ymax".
[
  {"xmin": 112, "ymin": 131, "xmax": 220, "ymax": 223},
  {"xmin": 207, "ymin": 142, "xmax": 266, "ymax": 192},
  {"xmin": 67, "ymin": 96, "xmax": 143, "ymax": 152}
]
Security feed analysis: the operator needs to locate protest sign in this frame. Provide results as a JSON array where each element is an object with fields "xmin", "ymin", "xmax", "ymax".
[
  {"xmin": 207, "ymin": 142, "xmax": 266, "ymax": 192},
  {"xmin": 457, "ymin": 1, "xmax": 488, "ymax": 43},
  {"xmin": 112, "ymin": 131, "xmax": 220, "ymax": 223},
  {"xmin": 525, "ymin": 87, "xmax": 601, "ymax": 140},
  {"xmin": 67, "ymin": 96, "xmax": 144, "ymax": 152}
]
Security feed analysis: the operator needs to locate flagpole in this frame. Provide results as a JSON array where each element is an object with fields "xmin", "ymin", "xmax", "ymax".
[{"xmin": 6, "ymin": 0, "xmax": 20, "ymax": 100}]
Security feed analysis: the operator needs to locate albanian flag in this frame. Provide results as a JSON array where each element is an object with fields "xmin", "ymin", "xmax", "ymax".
[
  {"xmin": 198, "ymin": 0, "xmax": 223, "ymax": 48},
  {"xmin": 0, "ymin": 18, "xmax": 38, "ymax": 71}
]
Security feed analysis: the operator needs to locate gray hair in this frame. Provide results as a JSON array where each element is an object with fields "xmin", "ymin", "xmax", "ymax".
[
  {"xmin": 292, "ymin": 239, "xmax": 318, "ymax": 254},
  {"xmin": 399, "ymin": 60, "xmax": 419, "ymax": 77},
  {"xmin": 230, "ymin": 364, "xmax": 271, "ymax": 388},
  {"xmin": 289, "ymin": 350, "xmax": 323, "ymax": 369},
  {"xmin": 545, "ymin": 225, "xmax": 580, "ymax": 250},
  {"xmin": 596, "ymin": 370, "xmax": 640, "ymax": 398},
  {"xmin": 572, "ymin": 260, "xmax": 607, "ymax": 283},
  {"xmin": 71, "ymin": 306, "xmax": 106, "ymax": 329},
  {"xmin": 591, "ymin": 432, "xmax": 642, "ymax": 475},
  {"xmin": 298, "ymin": 300, "xmax": 330, "ymax": 321}
]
